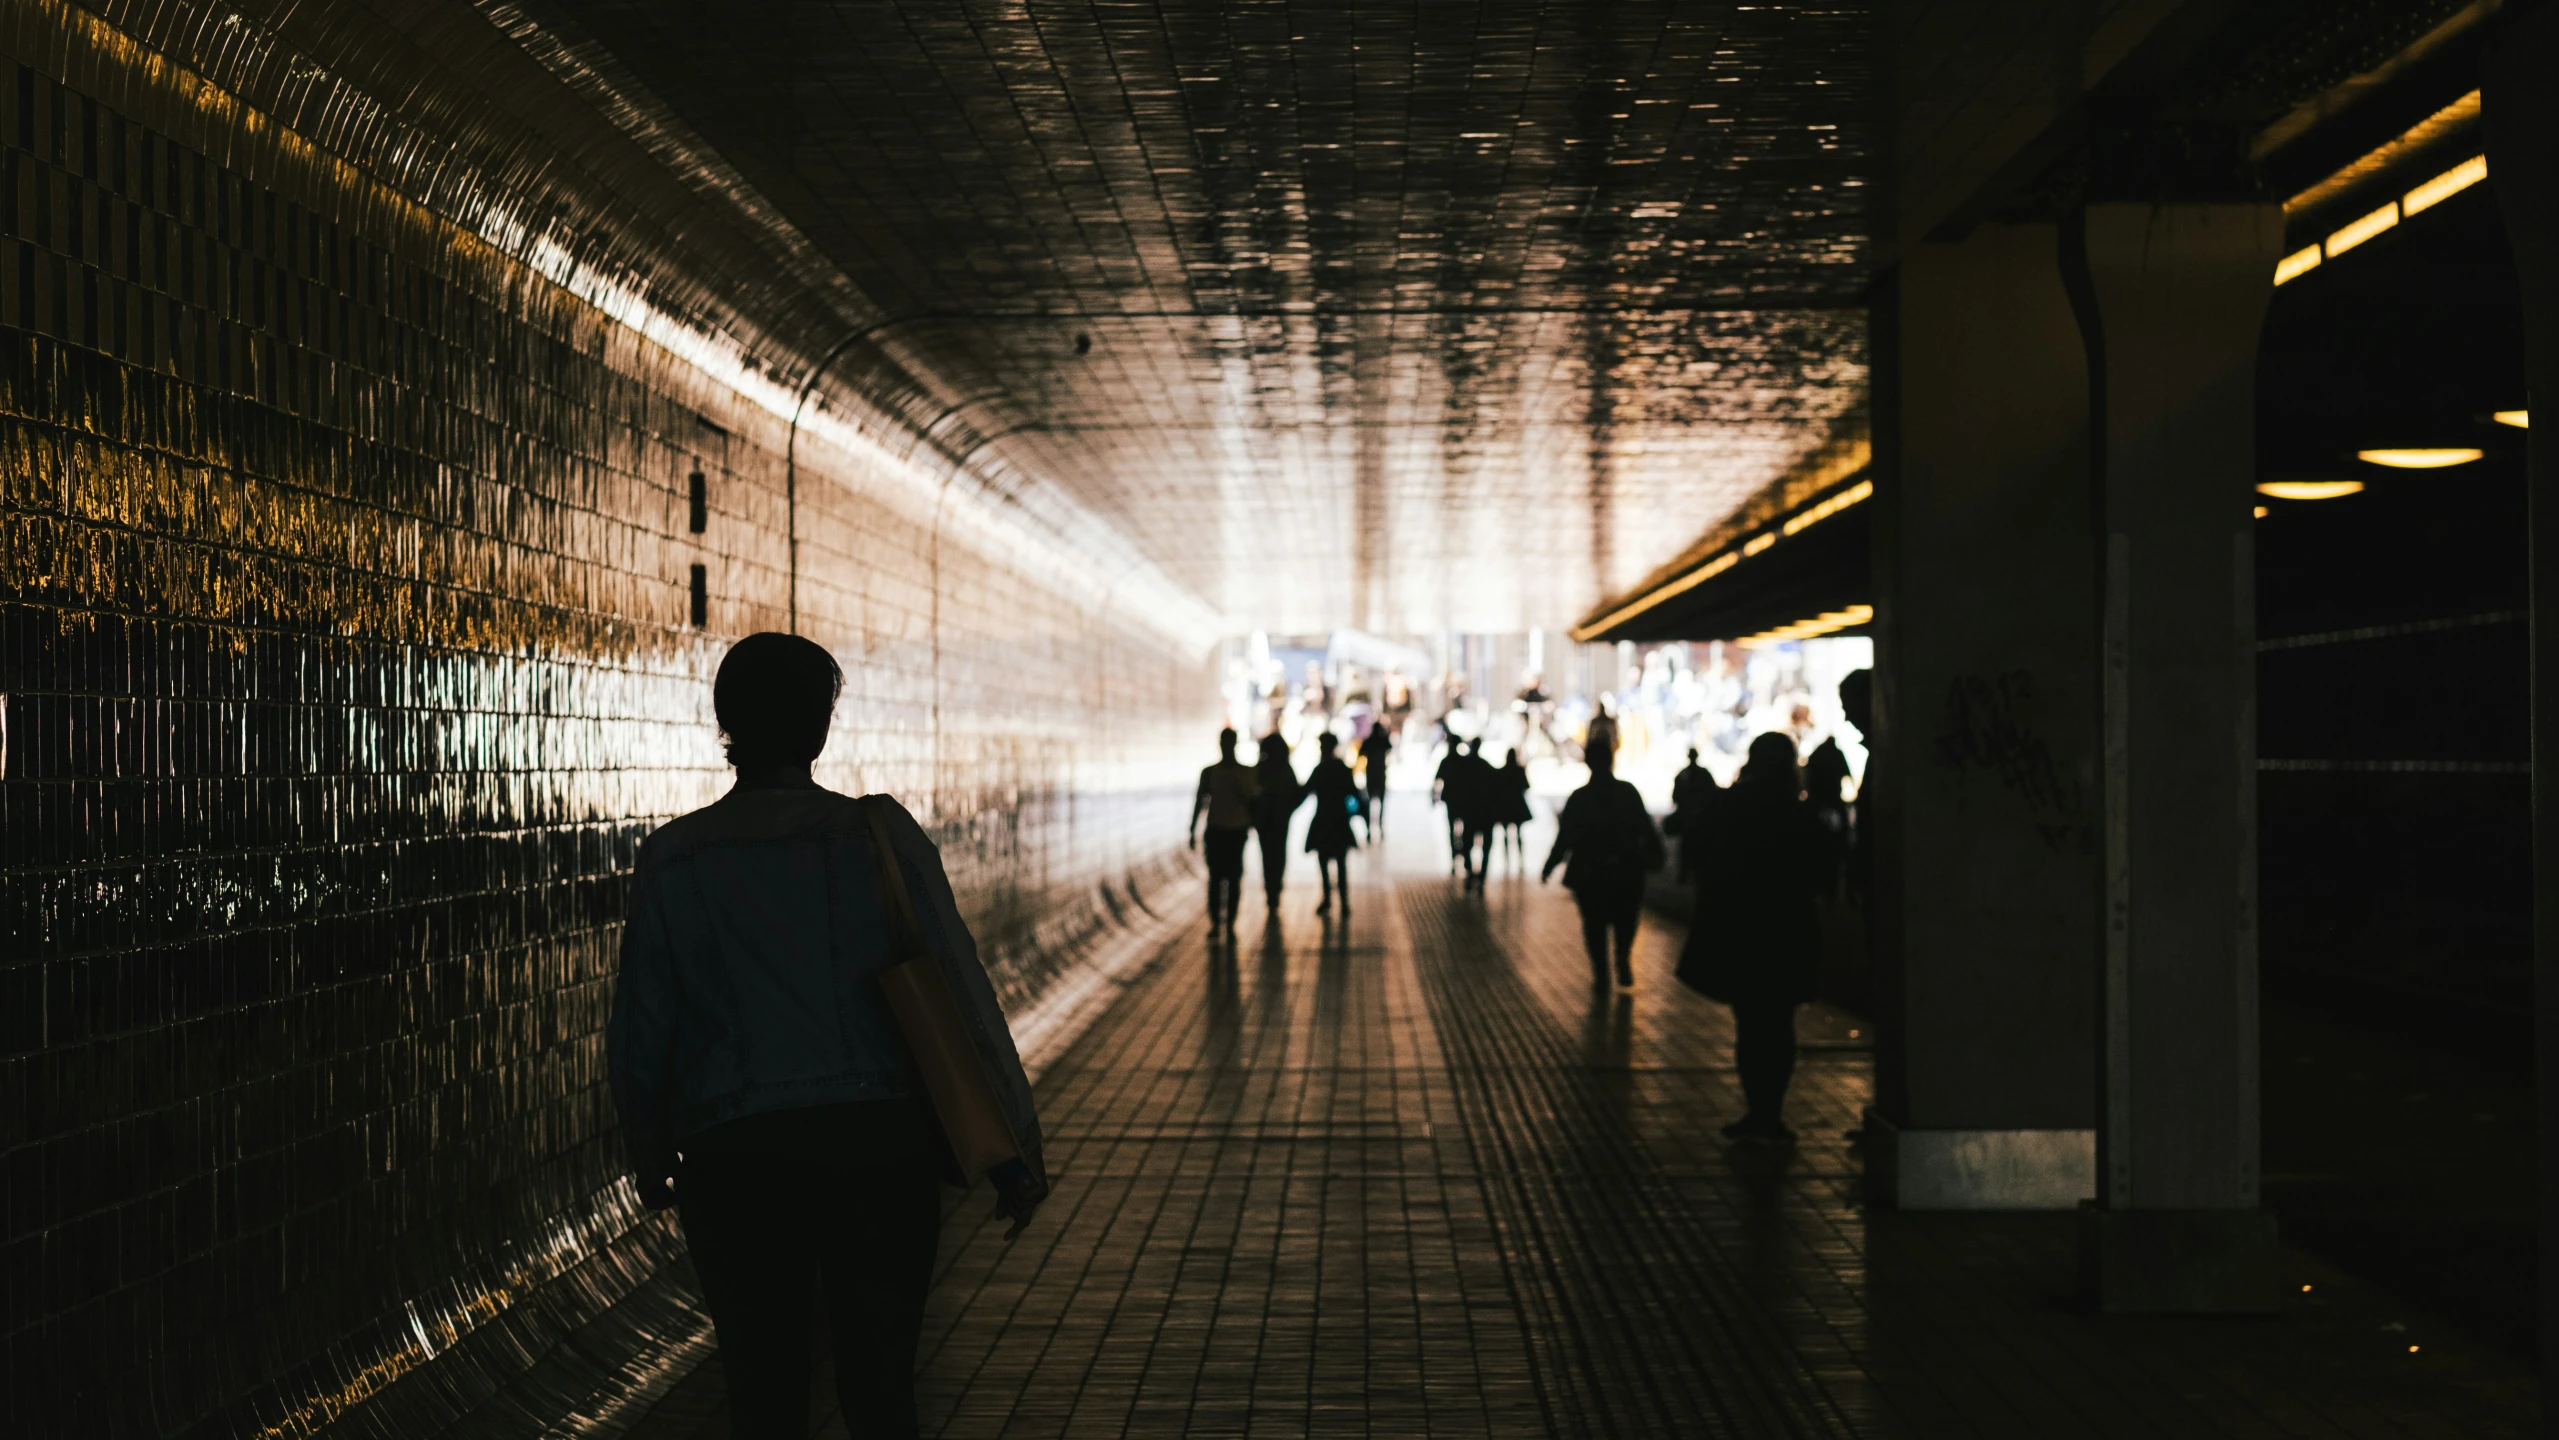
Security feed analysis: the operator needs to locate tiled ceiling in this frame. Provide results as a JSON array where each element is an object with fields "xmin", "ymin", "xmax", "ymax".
[{"xmin": 549, "ymin": 0, "xmax": 1870, "ymax": 633}]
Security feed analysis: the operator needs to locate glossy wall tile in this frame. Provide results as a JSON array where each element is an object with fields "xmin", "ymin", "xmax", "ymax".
[{"xmin": 0, "ymin": 3, "xmax": 1220, "ymax": 1434}]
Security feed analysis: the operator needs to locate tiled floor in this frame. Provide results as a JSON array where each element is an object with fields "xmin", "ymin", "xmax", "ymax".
[{"xmin": 626, "ymin": 823, "xmax": 2541, "ymax": 1439}]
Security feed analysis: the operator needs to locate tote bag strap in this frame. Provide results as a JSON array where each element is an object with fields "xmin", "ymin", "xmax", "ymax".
[{"xmin": 858, "ymin": 795, "xmax": 931, "ymax": 966}]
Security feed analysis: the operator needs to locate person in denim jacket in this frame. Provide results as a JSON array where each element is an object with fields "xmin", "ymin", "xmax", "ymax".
[{"xmin": 610, "ymin": 632, "xmax": 1040, "ymax": 1440}]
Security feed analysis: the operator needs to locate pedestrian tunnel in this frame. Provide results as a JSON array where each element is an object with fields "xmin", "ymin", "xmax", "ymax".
[{"xmin": 7, "ymin": 1, "xmax": 2553, "ymax": 1435}]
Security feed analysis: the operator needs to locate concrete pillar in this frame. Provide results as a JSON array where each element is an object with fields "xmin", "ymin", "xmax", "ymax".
[
  {"xmin": 2070, "ymin": 201, "xmax": 2286, "ymax": 1313},
  {"xmin": 1866, "ymin": 223, "xmax": 2102, "ymax": 1210},
  {"xmin": 2481, "ymin": 2, "xmax": 2559, "ymax": 1398}
]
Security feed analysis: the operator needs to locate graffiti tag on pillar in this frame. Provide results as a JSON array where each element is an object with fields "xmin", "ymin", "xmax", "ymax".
[{"xmin": 1936, "ymin": 670, "xmax": 2085, "ymax": 847}]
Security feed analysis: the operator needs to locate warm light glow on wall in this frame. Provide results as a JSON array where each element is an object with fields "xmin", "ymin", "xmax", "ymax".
[
  {"xmin": 2326, "ymin": 201, "xmax": 2400, "ymax": 258},
  {"xmin": 2356, "ymin": 448, "xmax": 2482, "ymax": 469},
  {"xmin": 2493, "ymin": 410, "xmax": 2528, "ymax": 429},
  {"xmin": 2402, "ymin": 154, "xmax": 2488, "ymax": 216},
  {"xmin": 1780, "ymin": 478, "xmax": 1874, "ymax": 536},
  {"xmin": 2272, "ymin": 245, "xmax": 2322, "ymax": 285},
  {"xmin": 2256, "ymin": 481, "xmax": 2365, "ymax": 500}
]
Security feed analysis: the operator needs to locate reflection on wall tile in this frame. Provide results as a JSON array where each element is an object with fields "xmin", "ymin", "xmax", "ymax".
[{"xmin": 0, "ymin": 7, "xmax": 1216, "ymax": 1434}]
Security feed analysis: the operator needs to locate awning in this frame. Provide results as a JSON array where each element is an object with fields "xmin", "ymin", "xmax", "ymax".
[{"xmin": 1574, "ymin": 472, "xmax": 1873, "ymax": 644}]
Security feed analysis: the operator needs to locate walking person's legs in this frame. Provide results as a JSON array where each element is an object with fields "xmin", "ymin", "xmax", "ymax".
[
  {"xmin": 1257, "ymin": 827, "xmax": 1289, "ymax": 911},
  {"xmin": 816, "ymin": 1107, "xmax": 943, "ymax": 1440},
  {"xmin": 1574, "ymin": 895, "xmax": 1611, "ymax": 983},
  {"xmin": 1608, "ymin": 887, "xmax": 1640, "ymax": 986},
  {"xmin": 1728, "ymin": 1001, "xmax": 1800, "ymax": 1139},
  {"xmin": 681, "ymin": 1153, "xmax": 821, "ymax": 1439},
  {"xmin": 1318, "ymin": 852, "xmax": 1350, "ymax": 914},
  {"xmin": 1204, "ymin": 826, "xmax": 1248, "ymax": 933}
]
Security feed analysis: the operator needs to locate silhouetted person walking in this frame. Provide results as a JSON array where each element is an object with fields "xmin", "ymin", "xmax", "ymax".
[
  {"xmin": 1493, "ymin": 747, "xmax": 1533, "ymax": 868},
  {"xmin": 1251, "ymin": 731, "xmax": 1305, "ymax": 914},
  {"xmin": 1305, "ymin": 731, "xmax": 1361, "ymax": 916},
  {"xmin": 1191, "ymin": 727, "xmax": 1260, "ymax": 937},
  {"xmin": 1663, "ymin": 746, "xmax": 1723, "ymax": 883},
  {"xmin": 1835, "ymin": 669, "xmax": 1873, "ymax": 912},
  {"xmin": 610, "ymin": 633, "xmax": 1042, "ymax": 1440},
  {"xmin": 1680, "ymin": 731, "xmax": 1826, "ymax": 1141},
  {"xmin": 1456, "ymin": 738, "xmax": 1502, "ymax": 891},
  {"xmin": 1541, "ymin": 740, "xmax": 1664, "ymax": 986},
  {"xmin": 1433, "ymin": 738, "xmax": 1468, "ymax": 872},
  {"xmin": 1358, "ymin": 722, "xmax": 1394, "ymax": 839}
]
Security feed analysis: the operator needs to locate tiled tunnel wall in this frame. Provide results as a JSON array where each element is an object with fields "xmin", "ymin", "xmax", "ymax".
[{"xmin": 1, "ymin": 6, "xmax": 1218, "ymax": 1435}]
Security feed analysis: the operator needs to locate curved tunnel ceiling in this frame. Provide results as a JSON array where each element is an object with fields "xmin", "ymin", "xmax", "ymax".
[{"xmin": 540, "ymin": 0, "xmax": 1871, "ymax": 633}]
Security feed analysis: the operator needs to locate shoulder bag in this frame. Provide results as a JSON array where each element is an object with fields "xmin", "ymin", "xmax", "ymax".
[{"xmin": 858, "ymin": 795, "xmax": 1049, "ymax": 1235}]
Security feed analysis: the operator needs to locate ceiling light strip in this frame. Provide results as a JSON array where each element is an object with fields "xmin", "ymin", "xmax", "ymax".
[
  {"xmin": 1570, "ymin": 475, "xmax": 1874, "ymax": 641},
  {"xmin": 1733, "ymin": 604, "xmax": 1874, "ymax": 646},
  {"xmin": 2275, "ymin": 153, "xmax": 2487, "ymax": 286},
  {"xmin": 2283, "ymin": 90, "xmax": 2480, "ymax": 215}
]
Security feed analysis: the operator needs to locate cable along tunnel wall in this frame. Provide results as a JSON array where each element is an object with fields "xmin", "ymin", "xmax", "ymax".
[{"xmin": 0, "ymin": 4, "xmax": 1221, "ymax": 1434}]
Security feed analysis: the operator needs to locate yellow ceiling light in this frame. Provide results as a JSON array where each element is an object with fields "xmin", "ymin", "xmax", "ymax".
[
  {"xmin": 1734, "ymin": 605, "xmax": 1874, "ymax": 646},
  {"xmin": 1780, "ymin": 478, "xmax": 1873, "ymax": 536},
  {"xmin": 2492, "ymin": 410, "xmax": 2528, "ymax": 429},
  {"xmin": 2257, "ymin": 480, "xmax": 2365, "ymax": 500},
  {"xmin": 2272, "ymin": 244, "xmax": 2322, "ymax": 285},
  {"xmin": 2284, "ymin": 92, "xmax": 2480, "ymax": 215},
  {"xmin": 1741, "ymin": 532, "xmax": 1775, "ymax": 556},
  {"xmin": 2356, "ymin": 448, "xmax": 2481, "ymax": 468},
  {"xmin": 2325, "ymin": 201, "xmax": 2400, "ymax": 258},
  {"xmin": 1568, "ymin": 549, "xmax": 1738, "ymax": 641},
  {"xmin": 2253, "ymin": 505, "xmax": 2270, "ymax": 518},
  {"xmin": 2402, "ymin": 154, "xmax": 2488, "ymax": 216}
]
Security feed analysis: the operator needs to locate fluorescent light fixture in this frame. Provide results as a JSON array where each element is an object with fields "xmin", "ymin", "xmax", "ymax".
[
  {"xmin": 2356, "ymin": 448, "xmax": 2482, "ymax": 468},
  {"xmin": 1741, "ymin": 533, "xmax": 1776, "ymax": 556},
  {"xmin": 2253, "ymin": 505, "xmax": 2270, "ymax": 518},
  {"xmin": 2493, "ymin": 410, "xmax": 2528, "ymax": 429},
  {"xmin": 1781, "ymin": 478, "xmax": 1873, "ymax": 536},
  {"xmin": 2326, "ymin": 201, "xmax": 2400, "ymax": 257},
  {"xmin": 2284, "ymin": 92, "xmax": 2480, "ymax": 215},
  {"xmin": 2273, "ymin": 245, "xmax": 2322, "ymax": 285},
  {"xmin": 1568, "ymin": 549, "xmax": 1739, "ymax": 641},
  {"xmin": 2402, "ymin": 154, "xmax": 2487, "ymax": 216},
  {"xmin": 2257, "ymin": 480, "xmax": 2365, "ymax": 500},
  {"xmin": 1734, "ymin": 605, "xmax": 1875, "ymax": 646}
]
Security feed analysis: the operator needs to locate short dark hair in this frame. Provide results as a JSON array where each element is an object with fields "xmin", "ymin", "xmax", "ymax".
[{"xmin": 714, "ymin": 632, "xmax": 843, "ymax": 770}]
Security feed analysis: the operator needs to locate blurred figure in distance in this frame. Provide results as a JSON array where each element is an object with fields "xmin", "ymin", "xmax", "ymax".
[
  {"xmin": 1304, "ymin": 731, "xmax": 1362, "ymax": 916},
  {"xmin": 1189, "ymin": 727, "xmax": 1260, "ymax": 938},
  {"xmin": 1540, "ymin": 737, "xmax": 1664, "ymax": 986},
  {"xmin": 1251, "ymin": 731, "xmax": 1305, "ymax": 916}
]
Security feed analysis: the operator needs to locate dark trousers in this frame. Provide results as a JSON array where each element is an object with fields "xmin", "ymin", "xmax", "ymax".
[
  {"xmin": 1574, "ymin": 884, "xmax": 1642, "ymax": 974},
  {"xmin": 1733, "ymin": 1001, "xmax": 1799, "ymax": 1123},
  {"xmin": 679, "ymin": 1101, "xmax": 942, "ymax": 1440},
  {"xmin": 1203, "ymin": 825, "xmax": 1249, "ymax": 924},
  {"xmin": 1314, "ymin": 849, "xmax": 1350, "ymax": 909},
  {"xmin": 1256, "ymin": 825, "xmax": 1291, "ymax": 905}
]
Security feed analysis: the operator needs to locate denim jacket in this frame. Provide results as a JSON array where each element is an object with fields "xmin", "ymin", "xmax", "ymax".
[{"xmin": 607, "ymin": 779, "xmax": 1041, "ymax": 1207}]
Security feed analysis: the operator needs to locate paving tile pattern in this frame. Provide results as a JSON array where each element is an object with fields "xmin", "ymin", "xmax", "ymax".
[{"xmin": 631, "ymin": 830, "xmax": 2540, "ymax": 1439}]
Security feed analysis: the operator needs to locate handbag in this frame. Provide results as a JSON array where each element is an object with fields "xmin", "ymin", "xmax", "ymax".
[{"xmin": 858, "ymin": 796, "xmax": 1048, "ymax": 1233}]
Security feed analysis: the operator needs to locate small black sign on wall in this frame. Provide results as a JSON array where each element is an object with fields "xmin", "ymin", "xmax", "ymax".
[{"xmin": 689, "ymin": 564, "xmax": 708, "ymax": 627}]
